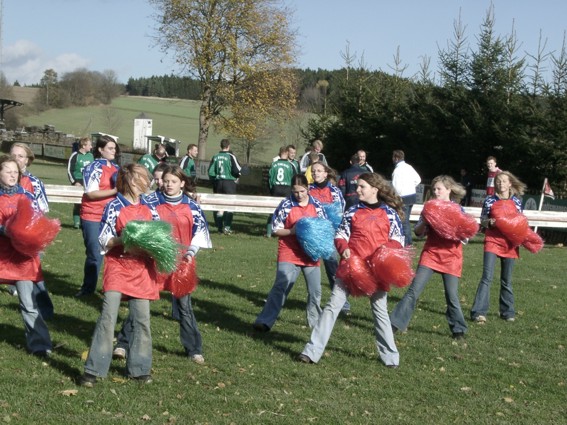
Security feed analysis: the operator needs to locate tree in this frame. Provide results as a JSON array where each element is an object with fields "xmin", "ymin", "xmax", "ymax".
[
  {"xmin": 150, "ymin": 0, "xmax": 297, "ymax": 159},
  {"xmin": 38, "ymin": 69, "xmax": 59, "ymax": 108}
]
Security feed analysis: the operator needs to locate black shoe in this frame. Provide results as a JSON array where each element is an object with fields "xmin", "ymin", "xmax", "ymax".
[
  {"xmin": 297, "ymin": 354, "xmax": 313, "ymax": 364},
  {"xmin": 252, "ymin": 323, "xmax": 270, "ymax": 332},
  {"xmin": 80, "ymin": 373, "xmax": 97, "ymax": 387},
  {"xmin": 131, "ymin": 375, "xmax": 153, "ymax": 384},
  {"xmin": 386, "ymin": 364, "xmax": 399, "ymax": 369},
  {"xmin": 452, "ymin": 332, "xmax": 465, "ymax": 340},
  {"xmin": 32, "ymin": 350, "xmax": 51, "ymax": 358}
]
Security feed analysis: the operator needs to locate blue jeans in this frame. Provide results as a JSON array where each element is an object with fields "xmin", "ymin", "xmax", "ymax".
[
  {"xmin": 471, "ymin": 251, "xmax": 516, "ymax": 320},
  {"xmin": 254, "ymin": 262, "xmax": 322, "ymax": 329},
  {"xmin": 118, "ymin": 295, "xmax": 202, "ymax": 356},
  {"xmin": 401, "ymin": 194, "xmax": 416, "ymax": 246},
  {"xmin": 302, "ymin": 279, "xmax": 399, "ymax": 366},
  {"xmin": 390, "ymin": 265, "xmax": 467, "ymax": 334},
  {"xmin": 34, "ymin": 281, "xmax": 54, "ymax": 321},
  {"xmin": 324, "ymin": 257, "xmax": 350, "ymax": 312},
  {"xmin": 15, "ymin": 280, "xmax": 52, "ymax": 353},
  {"xmin": 85, "ymin": 291, "xmax": 152, "ymax": 378},
  {"xmin": 80, "ymin": 219, "xmax": 103, "ymax": 294}
]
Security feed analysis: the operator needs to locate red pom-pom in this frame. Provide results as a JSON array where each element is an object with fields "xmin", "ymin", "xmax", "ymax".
[
  {"xmin": 522, "ymin": 229, "xmax": 544, "ymax": 253},
  {"xmin": 336, "ymin": 254, "xmax": 377, "ymax": 297},
  {"xmin": 369, "ymin": 245, "xmax": 415, "ymax": 291},
  {"xmin": 422, "ymin": 200, "xmax": 478, "ymax": 241},
  {"xmin": 166, "ymin": 257, "xmax": 198, "ymax": 298},
  {"xmin": 6, "ymin": 197, "xmax": 61, "ymax": 256},
  {"xmin": 491, "ymin": 201, "xmax": 528, "ymax": 246}
]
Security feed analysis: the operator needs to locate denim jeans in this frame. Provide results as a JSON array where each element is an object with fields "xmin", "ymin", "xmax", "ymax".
[
  {"xmin": 85, "ymin": 291, "xmax": 152, "ymax": 378},
  {"xmin": 254, "ymin": 262, "xmax": 322, "ymax": 329},
  {"xmin": 80, "ymin": 219, "xmax": 103, "ymax": 294},
  {"xmin": 15, "ymin": 280, "xmax": 52, "ymax": 353},
  {"xmin": 302, "ymin": 279, "xmax": 399, "ymax": 366},
  {"xmin": 119, "ymin": 295, "xmax": 202, "ymax": 357},
  {"xmin": 390, "ymin": 265, "xmax": 467, "ymax": 334},
  {"xmin": 324, "ymin": 257, "xmax": 350, "ymax": 312},
  {"xmin": 34, "ymin": 281, "xmax": 54, "ymax": 320},
  {"xmin": 471, "ymin": 251, "xmax": 516, "ymax": 320},
  {"xmin": 401, "ymin": 194, "xmax": 416, "ymax": 246}
]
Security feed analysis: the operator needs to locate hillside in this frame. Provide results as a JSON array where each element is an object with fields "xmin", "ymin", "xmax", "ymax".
[
  {"xmin": 10, "ymin": 86, "xmax": 39, "ymax": 104},
  {"xmin": 19, "ymin": 95, "xmax": 309, "ymax": 163}
]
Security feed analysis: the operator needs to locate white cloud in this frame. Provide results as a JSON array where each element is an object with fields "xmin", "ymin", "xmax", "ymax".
[{"xmin": 2, "ymin": 40, "xmax": 90, "ymax": 85}]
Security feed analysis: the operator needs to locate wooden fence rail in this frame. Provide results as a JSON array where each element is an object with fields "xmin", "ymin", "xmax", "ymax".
[{"xmin": 45, "ymin": 185, "xmax": 567, "ymax": 228}]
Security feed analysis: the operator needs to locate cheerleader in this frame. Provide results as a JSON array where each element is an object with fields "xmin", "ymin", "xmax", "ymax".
[
  {"xmin": 298, "ymin": 173, "xmax": 404, "ymax": 367},
  {"xmin": 113, "ymin": 165, "xmax": 212, "ymax": 364},
  {"xmin": 0, "ymin": 155, "xmax": 52, "ymax": 356},
  {"xmin": 471, "ymin": 171, "xmax": 526, "ymax": 323},
  {"xmin": 253, "ymin": 175, "xmax": 327, "ymax": 332},
  {"xmin": 10, "ymin": 143, "xmax": 53, "ymax": 319},
  {"xmin": 80, "ymin": 164, "xmax": 158, "ymax": 387},
  {"xmin": 390, "ymin": 175, "xmax": 473, "ymax": 339},
  {"xmin": 76, "ymin": 136, "xmax": 119, "ymax": 297},
  {"xmin": 308, "ymin": 162, "xmax": 350, "ymax": 314}
]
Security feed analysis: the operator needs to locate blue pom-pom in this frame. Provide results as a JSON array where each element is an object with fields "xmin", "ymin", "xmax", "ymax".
[
  {"xmin": 322, "ymin": 202, "xmax": 343, "ymax": 229},
  {"xmin": 295, "ymin": 217, "xmax": 336, "ymax": 261}
]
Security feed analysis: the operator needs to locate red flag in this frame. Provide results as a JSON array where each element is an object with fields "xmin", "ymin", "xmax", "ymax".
[{"xmin": 543, "ymin": 178, "xmax": 555, "ymax": 200}]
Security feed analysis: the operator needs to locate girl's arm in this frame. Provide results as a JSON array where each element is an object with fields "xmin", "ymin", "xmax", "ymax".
[
  {"xmin": 273, "ymin": 226, "xmax": 295, "ymax": 237},
  {"xmin": 414, "ymin": 216, "xmax": 427, "ymax": 237},
  {"xmin": 85, "ymin": 188, "xmax": 118, "ymax": 200}
]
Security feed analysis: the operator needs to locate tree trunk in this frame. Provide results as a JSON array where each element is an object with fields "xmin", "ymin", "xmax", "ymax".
[{"xmin": 198, "ymin": 90, "xmax": 212, "ymax": 160}]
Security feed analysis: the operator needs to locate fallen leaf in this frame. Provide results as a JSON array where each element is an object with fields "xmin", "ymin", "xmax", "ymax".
[
  {"xmin": 81, "ymin": 350, "xmax": 89, "ymax": 361},
  {"xmin": 60, "ymin": 389, "xmax": 78, "ymax": 397},
  {"xmin": 503, "ymin": 397, "xmax": 513, "ymax": 403},
  {"xmin": 141, "ymin": 414, "xmax": 151, "ymax": 421},
  {"xmin": 460, "ymin": 387, "xmax": 472, "ymax": 392}
]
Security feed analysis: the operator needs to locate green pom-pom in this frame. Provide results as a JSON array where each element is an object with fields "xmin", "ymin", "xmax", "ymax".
[{"xmin": 121, "ymin": 221, "xmax": 178, "ymax": 273}]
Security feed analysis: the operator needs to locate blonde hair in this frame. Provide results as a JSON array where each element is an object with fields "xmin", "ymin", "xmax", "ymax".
[
  {"xmin": 358, "ymin": 173, "xmax": 405, "ymax": 220},
  {"xmin": 116, "ymin": 164, "xmax": 151, "ymax": 198},
  {"xmin": 430, "ymin": 175, "xmax": 466, "ymax": 202},
  {"xmin": 495, "ymin": 170, "xmax": 526, "ymax": 196},
  {"xmin": 10, "ymin": 142, "xmax": 35, "ymax": 166}
]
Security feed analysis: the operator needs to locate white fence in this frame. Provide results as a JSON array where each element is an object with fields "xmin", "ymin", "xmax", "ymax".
[{"xmin": 45, "ymin": 184, "xmax": 567, "ymax": 228}]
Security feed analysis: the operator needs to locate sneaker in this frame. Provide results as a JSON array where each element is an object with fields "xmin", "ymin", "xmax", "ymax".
[
  {"xmin": 7, "ymin": 285, "xmax": 18, "ymax": 297},
  {"xmin": 191, "ymin": 354, "xmax": 205, "ymax": 365},
  {"xmin": 297, "ymin": 353, "xmax": 313, "ymax": 364},
  {"xmin": 474, "ymin": 315, "xmax": 487, "ymax": 323},
  {"xmin": 113, "ymin": 347, "xmax": 127, "ymax": 359},
  {"xmin": 223, "ymin": 227, "xmax": 233, "ymax": 235},
  {"xmin": 252, "ymin": 323, "xmax": 270, "ymax": 332},
  {"xmin": 80, "ymin": 372, "xmax": 97, "ymax": 387},
  {"xmin": 75, "ymin": 290, "xmax": 91, "ymax": 298},
  {"xmin": 32, "ymin": 349, "xmax": 52, "ymax": 358},
  {"xmin": 452, "ymin": 332, "xmax": 465, "ymax": 340},
  {"xmin": 386, "ymin": 364, "xmax": 399, "ymax": 369},
  {"xmin": 131, "ymin": 375, "xmax": 153, "ymax": 384},
  {"xmin": 504, "ymin": 317, "xmax": 515, "ymax": 322}
]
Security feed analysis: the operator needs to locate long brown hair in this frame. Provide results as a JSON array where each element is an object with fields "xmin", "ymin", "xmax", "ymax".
[
  {"xmin": 116, "ymin": 164, "xmax": 150, "ymax": 198},
  {"xmin": 496, "ymin": 170, "xmax": 526, "ymax": 196},
  {"xmin": 430, "ymin": 175, "xmax": 466, "ymax": 202},
  {"xmin": 161, "ymin": 164, "xmax": 196, "ymax": 196},
  {"xmin": 358, "ymin": 172, "xmax": 405, "ymax": 220}
]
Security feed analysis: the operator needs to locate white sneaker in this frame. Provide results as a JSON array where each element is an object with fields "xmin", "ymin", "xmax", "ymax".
[
  {"xmin": 191, "ymin": 354, "xmax": 205, "ymax": 364},
  {"xmin": 474, "ymin": 315, "xmax": 487, "ymax": 323},
  {"xmin": 7, "ymin": 285, "xmax": 18, "ymax": 296},
  {"xmin": 113, "ymin": 347, "xmax": 126, "ymax": 359}
]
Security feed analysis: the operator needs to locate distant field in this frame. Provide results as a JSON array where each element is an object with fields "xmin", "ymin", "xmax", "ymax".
[{"xmin": 18, "ymin": 92, "xmax": 311, "ymax": 164}]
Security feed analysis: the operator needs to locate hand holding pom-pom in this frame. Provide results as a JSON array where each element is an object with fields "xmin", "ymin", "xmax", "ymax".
[
  {"xmin": 369, "ymin": 245, "xmax": 415, "ymax": 292},
  {"xmin": 491, "ymin": 201, "xmax": 528, "ymax": 247},
  {"xmin": 167, "ymin": 256, "xmax": 198, "ymax": 298},
  {"xmin": 421, "ymin": 200, "xmax": 478, "ymax": 241},
  {"xmin": 336, "ymin": 254, "xmax": 377, "ymax": 297},
  {"xmin": 522, "ymin": 229, "xmax": 544, "ymax": 253},
  {"xmin": 5, "ymin": 197, "xmax": 61, "ymax": 257},
  {"xmin": 121, "ymin": 221, "xmax": 178, "ymax": 273},
  {"xmin": 295, "ymin": 217, "xmax": 336, "ymax": 261}
]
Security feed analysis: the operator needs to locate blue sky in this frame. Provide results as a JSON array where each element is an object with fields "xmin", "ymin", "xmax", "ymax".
[{"xmin": 2, "ymin": 0, "xmax": 567, "ymax": 85}]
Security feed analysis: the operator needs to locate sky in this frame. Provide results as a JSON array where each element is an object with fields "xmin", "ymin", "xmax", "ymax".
[{"xmin": 2, "ymin": 0, "xmax": 567, "ymax": 85}]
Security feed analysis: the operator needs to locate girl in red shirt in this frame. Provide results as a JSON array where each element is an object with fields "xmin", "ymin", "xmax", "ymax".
[{"xmin": 390, "ymin": 175, "xmax": 469, "ymax": 339}]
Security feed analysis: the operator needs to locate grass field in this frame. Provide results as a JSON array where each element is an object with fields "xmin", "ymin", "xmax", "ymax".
[
  {"xmin": 0, "ymin": 162, "xmax": 566, "ymax": 424},
  {"xmin": 19, "ymin": 93, "xmax": 310, "ymax": 165}
]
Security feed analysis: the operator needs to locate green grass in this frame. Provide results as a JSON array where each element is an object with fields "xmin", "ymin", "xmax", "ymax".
[
  {"xmin": 1, "ymin": 164, "xmax": 566, "ymax": 424},
  {"xmin": 21, "ymin": 95, "xmax": 310, "ymax": 164}
]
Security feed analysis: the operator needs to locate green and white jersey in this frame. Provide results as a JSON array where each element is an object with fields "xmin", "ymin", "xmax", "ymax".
[
  {"xmin": 180, "ymin": 155, "xmax": 197, "ymax": 178},
  {"xmin": 138, "ymin": 154, "xmax": 161, "ymax": 174},
  {"xmin": 208, "ymin": 151, "xmax": 241, "ymax": 181},
  {"xmin": 67, "ymin": 151, "xmax": 94, "ymax": 184},
  {"xmin": 269, "ymin": 159, "xmax": 296, "ymax": 189}
]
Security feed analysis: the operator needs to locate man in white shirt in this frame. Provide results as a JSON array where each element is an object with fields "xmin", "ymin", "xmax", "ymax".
[
  {"xmin": 391, "ymin": 149, "xmax": 421, "ymax": 246},
  {"xmin": 299, "ymin": 139, "xmax": 328, "ymax": 173}
]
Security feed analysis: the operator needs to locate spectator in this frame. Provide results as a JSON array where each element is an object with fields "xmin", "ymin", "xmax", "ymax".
[
  {"xmin": 485, "ymin": 156, "xmax": 501, "ymax": 196},
  {"xmin": 266, "ymin": 147, "xmax": 296, "ymax": 237},
  {"xmin": 138, "ymin": 143, "xmax": 168, "ymax": 175},
  {"xmin": 67, "ymin": 137, "xmax": 94, "ymax": 229},
  {"xmin": 338, "ymin": 154, "xmax": 366, "ymax": 209},
  {"xmin": 305, "ymin": 152, "xmax": 320, "ymax": 184},
  {"xmin": 286, "ymin": 145, "xmax": 300, "ymax": 174},
  {"xmin": 391, "ymin": 149, "xmax": 421, "ymax": 246},
  {"xmin": 460, "ymin": 168, "xmax": 473, "ymax": 206},
  {"xmin": 357, "ymin": 149, "xmax": 374, "ymax": 172},
  {"xmin": 299, "ymin": 140, "xmax": 328, "ymax": 173},
  {"xmin": 208, "ymin": 139, "xmax": 242, "ymax": 234},
  {"xmin": 180, "ymin": 144, "xmax": 199, "ymax": 180}
]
